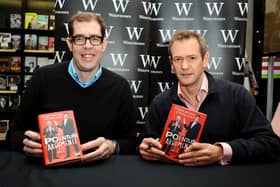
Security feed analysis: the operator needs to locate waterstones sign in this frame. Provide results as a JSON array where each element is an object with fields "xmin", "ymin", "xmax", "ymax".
[{"xmin": 54, "ymin": 0, "xmax": 248, "ymax": 134}]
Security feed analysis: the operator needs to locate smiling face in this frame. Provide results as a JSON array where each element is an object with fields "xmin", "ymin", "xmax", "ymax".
[
  {"xmin": 169, "ymin": 38, "xmax": 209, "ymax": 89},
  {"xmin": 66, "ymin": 20, "xmax": 108, "ymax": 76}
]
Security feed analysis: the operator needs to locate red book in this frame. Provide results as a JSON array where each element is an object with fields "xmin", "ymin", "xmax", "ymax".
[
  {"xmin": 160, "ymin": 104, "xmax": 207, "ymax": 162},
  {"xmin": 38, "ymin": 110, "xmax": 83, "ymax": 166}
]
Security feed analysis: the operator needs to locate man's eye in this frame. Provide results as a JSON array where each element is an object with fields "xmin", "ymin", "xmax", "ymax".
[
  {"xmin": 174, "ymin": 58, "xmax": 182, "ymax": 62},
  {"xmin": 76, "ymin": 37, "xmax": 84, "ymax": 41}
]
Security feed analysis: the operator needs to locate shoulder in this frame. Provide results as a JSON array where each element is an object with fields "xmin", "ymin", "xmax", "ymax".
[
  {"xmin": 102, "ymin": 68, "xmax": 127, "ymax": 81},
  {"xmin": 215, "ymin": 78, "xmax": 249, "ymax": 96},
  {"xmin": 149, "ymin": 84, "xmax": 177, "ymax": 112},
  {"xmin": 33, "ymin": 62, "xmax": 68, "ymax": 75},
  {"xmin": 206, "ymin": 72, "xmax": 249, "ymax": 96},
  {"xmin": 101, "ymin": 67, "xmax": 129, "ymax": 87},
  {"xmin": 208, "ymin": 74, "xmax": 255, "ymax": 105}
]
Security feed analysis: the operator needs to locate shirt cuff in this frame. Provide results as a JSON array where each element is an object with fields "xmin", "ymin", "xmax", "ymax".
[{"xmin": 215, "ymin": 142, "xmax": 232, "ymax": 166}]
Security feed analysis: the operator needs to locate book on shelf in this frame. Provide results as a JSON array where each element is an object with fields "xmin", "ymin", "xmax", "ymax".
[
  {"xmin": 37, "ymin": 14, "xmax": 49, "ymax": 30},
  {"xmin": 7, "ymin": 75, "xmax": 20, "ymax": 91},
  {"xmin": 24, "ymin": 34, "xmax": 37, "ymax": 50},
  {"xmin": 160, "ymin": 104, "xmax": 207, "ymax": 162},
  {"xmin": 48, "ymin": 36, "xmax": 55, "ymax": 52},
  {"xmin": 0, "ymin": 57, "xmax": 9, "ymax": 72},
  {"xmin": 24, "ymin": 75, "xmax": 32, "ymax": 88},
  {"xmin": 0, "ymin": 120, "xmax": 9, "ymax": 141},
  {"xmin": 38, "ymin": 110, "xmax": 83, "ymax": 166},
  {"xmin": 10, "ymin": 13, "xmax": 22, "ymax": 29},
  {"xmin": 8, "ymin": 95, "xmax": 20, "ymax": 111},
  {"xmin": 25, "ymin": 56, "xmax": 37, "ymax": 73},
  {"xmin": 37, "ymin": 57, "xmax": 51, "ymax": 68},
  {"xmin": 24, "ymin": 12, "xmax": 37, "ymax": 29},
  {"xmin": 0, "ymin": 75, "xmax": 7, "ymax": 90},
  {"xmin": 38, "ymin": 36, "xmax": 48, "ymax": 50},
  {"xmin": 0, "ymin": 95, "xmax": 8, "ymax": 111},
  {"xmin": 49, "ymin": 14, "xmax": 55, "ymax": 30},
  {"xmin": 0, "ymin": 32, "xmax": 11, "ymax": 49},
  {"xmin": 11, "ymin": 34, "xmax": 21, "ymax": 50},
  {"xmin": 8, "ymin": 56, "xmax": 21, "ymax": 72}
]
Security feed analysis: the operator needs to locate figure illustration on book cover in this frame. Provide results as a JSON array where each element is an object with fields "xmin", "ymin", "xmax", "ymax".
[
  {"xmin": 41, "ymin": 111, "xmax": 81, "ymax": 163},
  {"xmin": 160, "ymin": 104, "xmax": 207, "ymax": 161}
]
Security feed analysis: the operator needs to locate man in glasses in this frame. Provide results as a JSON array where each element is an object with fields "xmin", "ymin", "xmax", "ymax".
[{"xmin": 7, "ymin": 12, "xmax": 137, "ymax": 163}]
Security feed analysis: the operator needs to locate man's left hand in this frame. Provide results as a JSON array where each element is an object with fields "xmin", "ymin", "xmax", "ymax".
[
  {"xmin": 178, "ymin": 142, "xmax": 223, "ymax": 166},
  {"xmin": 81, "ymin": 137, "xmax": 115, "ymax": 163}
]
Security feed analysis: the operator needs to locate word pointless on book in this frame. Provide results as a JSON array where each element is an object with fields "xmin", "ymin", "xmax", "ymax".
[
  {"xmin": 44, "ymin": 133, "xmax": 78, "ymax": 150},
  {"xmin": 164, "ymin": 131, "xmax": 196, "ymax": 147}
]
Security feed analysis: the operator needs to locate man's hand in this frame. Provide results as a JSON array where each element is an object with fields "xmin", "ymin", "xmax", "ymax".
[
  {"xmin": 81, "ymin": 137, "xmax": 115, "ymax": 163},
  {"xmin": 139, "ymin": 138, "xmax": 165, "ymax": 161},
  {"xmin": 23, "ymin": 130, "xmax": 42, "ymax": 157},
  {"xmin": 178, "ymin": 142, "xmax": 223, "ymax": 166}
]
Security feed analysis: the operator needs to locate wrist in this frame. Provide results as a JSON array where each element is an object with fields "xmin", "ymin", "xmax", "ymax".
[{"xmin": 111, "ymin": 140, "xmax": 120, "ymax": 154}]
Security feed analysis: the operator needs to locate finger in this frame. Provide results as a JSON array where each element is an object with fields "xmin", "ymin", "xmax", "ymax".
[
  {"xmin": 25, "ymin": 130, "xmax": 41, "ymax": 141},
  {"xmin": 82, "ymin": 140, "xmax": 111, "ymax": 162},
  {"xmin": 141, "ymin": 150, "xmax": 163, "ymax": 160},
  {"xmin": 140, "ymin": 147, "xmax": 164, "ymax": 160},
  {"xmin": 23, "ymin": 145, "xmax": 43, "ymax": 157},
  {"xmin": 23, "ymin": 138, "xmax": 42, "ymax": 149},
  {"xmin": 81, "ymin": 138, "xmax": 105, "ymax": 152}
]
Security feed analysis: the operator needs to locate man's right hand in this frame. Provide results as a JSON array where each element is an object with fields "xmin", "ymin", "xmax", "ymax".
[
  {"xmin": 139, "ymin": 138, "xmax": 165, "ymax": 161},
  {"xmin": 22, "ymin": 130, "xmax": 43, "ymax": 157}
]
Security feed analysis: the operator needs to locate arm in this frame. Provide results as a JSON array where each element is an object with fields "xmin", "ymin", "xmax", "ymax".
[
  {"xmin": 114, "ymin": 80, "xmax": 137, "ymax": 154},
  {"xmin": 6, "ymin": 69, "xmax": 42, "ymax": 153},
  {"xmin": 227, "ymin": 86, "xmax": 280, "ymax": 163}
]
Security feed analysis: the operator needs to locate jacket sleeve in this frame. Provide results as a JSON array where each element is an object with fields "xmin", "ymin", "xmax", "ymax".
[{"xmin": 228, "ymin": 86, "xmax": 280, "ymax": 163}]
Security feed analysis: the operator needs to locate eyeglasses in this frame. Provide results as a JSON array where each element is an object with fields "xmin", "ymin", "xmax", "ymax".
[{"xmin": 71, "ymin": 35, "xmax": 104, "ymax": 46}]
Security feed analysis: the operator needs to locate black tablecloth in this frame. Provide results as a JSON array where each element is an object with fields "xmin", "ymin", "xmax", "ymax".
[{"xmin": 0, "ymin": 152, "xmax": 279, "ymax": 187}]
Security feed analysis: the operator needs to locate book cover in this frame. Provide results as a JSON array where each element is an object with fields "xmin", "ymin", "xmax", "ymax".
[
  {"xmin": 24, "ymin": 12, "xmax": 37, "ymax": 29},
  {"xmin": 160, "ymin": 104, "xmax": 207, "ymax": 161},
  {"xmin": 11, "ymin": 34, "xmax": 21, "ymax": 50},
  {"xmin": 38, "ymin": 110, "xmax": 83, "ymax": 166},
  {"xmin": 24, "ymin": 34, "xmax": 37, "ymax": 50},
  {"xmin": 49, "ymin": 14, "xmax": 55, "ymax": 30},
  {"xmin": 0, "ymin": 120, "xmax": 9, "ymax": 141},
  {"xmin": 8, "ymin": 95, "xmax": 20, "ymax": 111},
  {"xmin": 0, "ymin": 95, "xmax": 8, "ymax": 111},
  {"xmin": 24, "ymin": 75, "xmax": 32, "ymax": 88},
  {"xmin": 38, "ymin": 36, "xmax": 48, "ymax": 50},
  {"xmin": 37, "ymin": 57, "xmax": 51, "ymax": 68},
  {"xmin": 0, "ymin": 32, "xmax": 11, "ymax": 49},
  {"xmin": 7, "ymin": 75, "xmax": 20, "ymax": 91},
  {"xmin": 10, "ymin": 13, "xmax": 22, "ymax": 28},
  {"xmin": 0, "ymin": 57, "xmax": 10, "ymax": 72},
  {"xmin": 0, "ymin": 76, "xmax": 7, "ymax": 90},
  {"xmin": 37, "ymin": 14, "xmax": 49, "ymax": 30},
  {"xmin": 8, "ymin": 56, "xmax": 21, "ymax": 72},
  {"xmin": 48, "ymin": 36, "xmax": 55, "ymax": 52},
  {"xmin": 24, "ymin": 56, "xmax": 37, "ymax": 73}
]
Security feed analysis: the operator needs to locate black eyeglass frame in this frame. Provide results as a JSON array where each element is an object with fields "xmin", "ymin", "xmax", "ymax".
[{"xmin": 70, "ymin": 35, "xmax": 104, "ymax": 46}]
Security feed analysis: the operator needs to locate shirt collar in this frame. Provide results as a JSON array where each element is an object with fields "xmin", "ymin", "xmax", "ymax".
[
  {"xmin": 68, "ymin": 58, "xmax": 102, "ymax": 88},
  {"xmin": 178, "ymin": 73, "xmax": 208, "ymax": 110}
]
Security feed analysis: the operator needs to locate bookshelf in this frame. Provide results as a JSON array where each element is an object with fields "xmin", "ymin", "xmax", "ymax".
[{"xmin": 0, "ymin": 0, "xmax": 55, "ymax": 145}]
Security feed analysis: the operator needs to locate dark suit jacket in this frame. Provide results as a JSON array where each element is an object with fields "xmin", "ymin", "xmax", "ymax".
[
  {"xmin": 59, "ymin": 118, "xmax": 75, "ymax": 135},
  {"xmin": 185, "ymin": 121, "xmax": 201, "ymax": 140}
]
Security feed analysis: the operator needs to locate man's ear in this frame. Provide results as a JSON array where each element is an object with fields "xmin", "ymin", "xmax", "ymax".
[
  {"xmin": 202, "ymin": 52, "xmax": 210, "ymax": 68},
  {"xmin": 65, "ymin": 37, "xmax": 73, "ymax": 52},
  {"xmin": 169, "ymin": 56, "xmax": 175, "ymax": 73},
  {"xmin": 101, "ymin": 37, "xmax": 108, "ymax": 52}
]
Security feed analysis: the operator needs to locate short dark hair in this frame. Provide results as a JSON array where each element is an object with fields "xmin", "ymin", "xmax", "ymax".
[
  {"xmin": 168, "ymin": 30, "xmax": 207, "ymax": 58},
  {"xmin": 68, "ymin": 12, "xmax": 106, "ymax": 37}
]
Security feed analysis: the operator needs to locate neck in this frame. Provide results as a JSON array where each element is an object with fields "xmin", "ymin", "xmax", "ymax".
[
  {"xmin": 78, "ymin": 71, "xmax": 96, "ymax": 82},
  {"xmin": 180, "ymin": 74, "xmax": 204, "ymax": 106}
]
